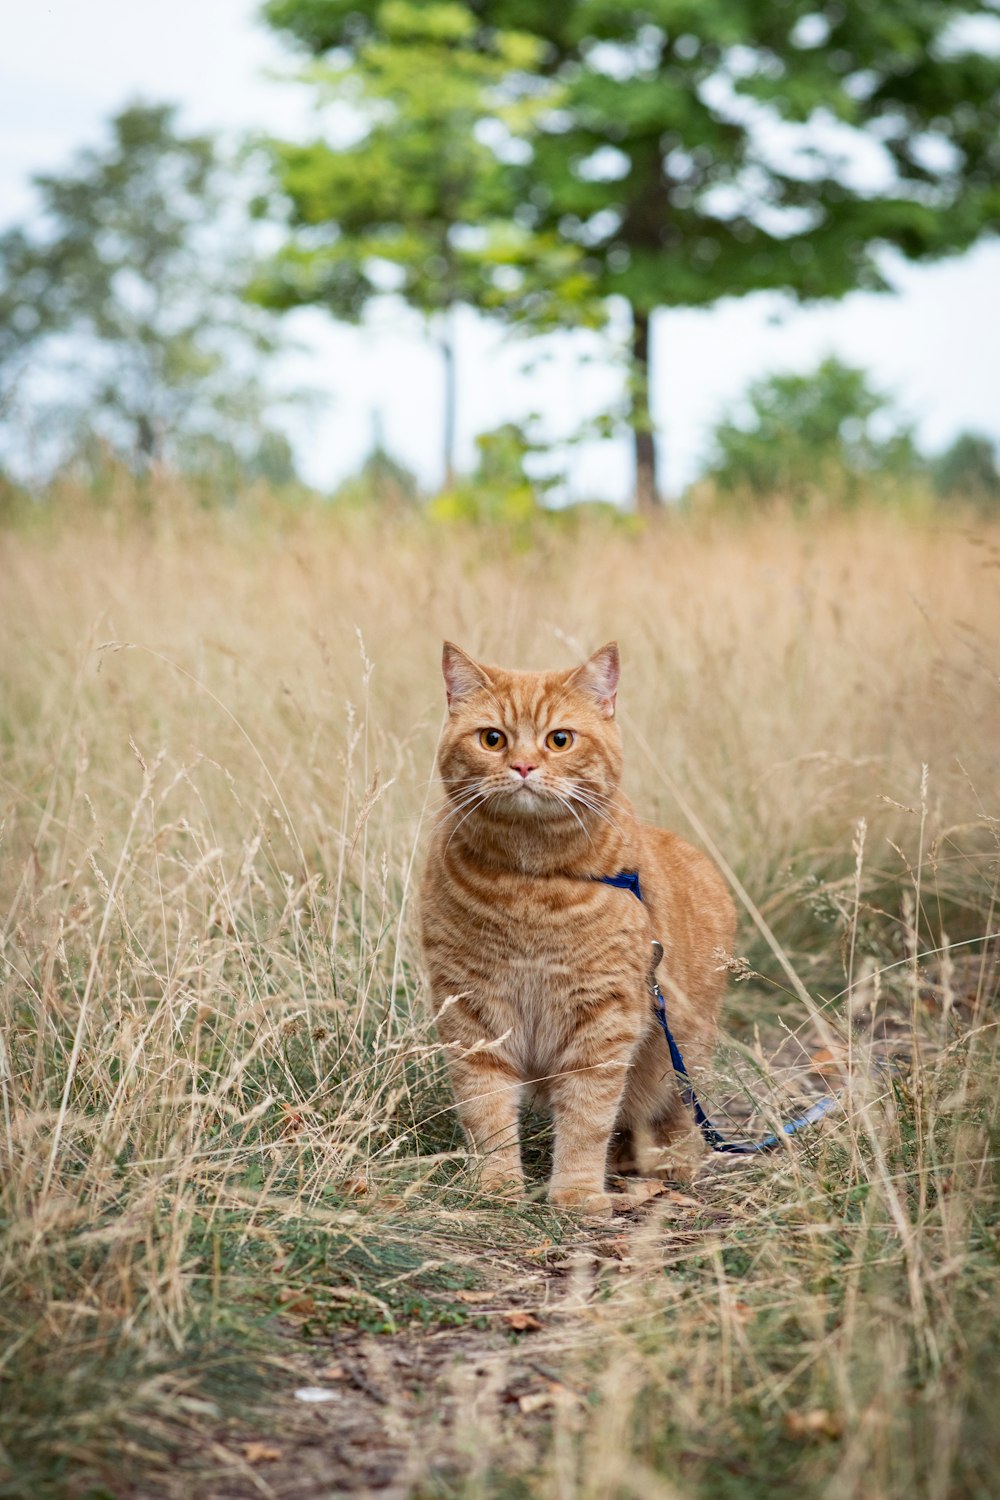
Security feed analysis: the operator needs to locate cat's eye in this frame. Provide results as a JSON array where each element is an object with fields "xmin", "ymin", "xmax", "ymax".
[
  {"xmin": 479, "ymin": 728, "xmax": 507, "ymax": 750},
  {"xmin": 545, "ymin": 729, "xmax": 575, "ymax": 751}
]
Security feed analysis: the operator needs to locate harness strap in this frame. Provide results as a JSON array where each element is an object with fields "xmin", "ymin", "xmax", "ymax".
[{"xmin": 596, "ymin": 870, "xmax": 838, "ymax": 1155}]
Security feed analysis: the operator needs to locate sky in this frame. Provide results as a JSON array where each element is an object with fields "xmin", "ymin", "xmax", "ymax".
[{"xmin": 2, "ymin": 0, "xmax": 999, "ymax": 500}]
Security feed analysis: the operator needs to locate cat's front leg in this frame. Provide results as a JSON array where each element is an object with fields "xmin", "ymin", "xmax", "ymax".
[
  {"xmin": 547, "ymin": 1031, "xmax": 639, "ymax": 1218},
  {"xmin": 447, "ymin": 1052, "xmax": 525, "ymax": 1196}
]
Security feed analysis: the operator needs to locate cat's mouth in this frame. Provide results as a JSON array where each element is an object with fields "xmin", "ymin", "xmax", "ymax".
[
  {"xmin": 509, "ymin": 777, "xmax": 546, "ymax": 796},
  {"xmin": 494, "ymin": 779, "xmax": 562, "ymax": 818}
]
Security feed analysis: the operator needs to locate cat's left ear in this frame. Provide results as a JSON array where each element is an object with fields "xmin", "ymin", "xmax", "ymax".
[{"xmin": 568, "ymin": 642, "xmax": 620, "ymax": 717}]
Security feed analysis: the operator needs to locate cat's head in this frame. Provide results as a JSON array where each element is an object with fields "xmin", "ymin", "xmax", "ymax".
[{"xmin": 436, "ymin": 642, "xmax": 623, "ymax": 829}]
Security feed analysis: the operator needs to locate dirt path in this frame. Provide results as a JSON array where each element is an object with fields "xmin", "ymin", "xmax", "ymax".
[{"xmin": 162, "ymin": 1175, "xmax": 752, "ymax": 1500}]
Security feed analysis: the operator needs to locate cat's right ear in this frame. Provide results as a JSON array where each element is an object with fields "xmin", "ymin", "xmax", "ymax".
[{"xmin": 442, "ymin": 642, "xmax": 491, "ymax": 711}]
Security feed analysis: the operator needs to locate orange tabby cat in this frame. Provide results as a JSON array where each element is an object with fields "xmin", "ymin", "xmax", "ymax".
[{"xmin": 419, "ymin": 641, "xmax": 735, "ymax": 1216}]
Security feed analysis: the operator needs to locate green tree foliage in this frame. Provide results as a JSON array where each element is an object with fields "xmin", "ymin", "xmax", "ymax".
[
  {"xmin": 257, "ymin": 1, "xmax": 599, "ymax": 485},
  {"xmin": 701, "ymin": 356, "xmax": 922, "ymax": 501},
  {"xmin": 266, "ymin": 0, "xmax": 1000, "ymax": 511},
  {"xmin": 0, "ymin": 102, "xmax": 296, "ymax": 484},
  {"xmin": 428, "ymin": 419, "xmax": 544, "ymax": 524},
  {"xmin": 933, "ymin": 430, "xmax": 1000, "ymax": 503}
]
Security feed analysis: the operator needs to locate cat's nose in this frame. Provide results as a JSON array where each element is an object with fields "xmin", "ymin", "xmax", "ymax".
[{"xmin": 511, "ymin": 763, "xmax": 537, "ymax": 779}]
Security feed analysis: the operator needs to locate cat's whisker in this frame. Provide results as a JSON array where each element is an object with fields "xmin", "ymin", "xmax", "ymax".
[
  {"xmin": 571, "ymin": 785, "xmax": 623, "ymax": 822},
  {"xmin": 573, "ymin": 801, "xmax": 620, "ymax": 834},
  {"xmin": 559, "ymin": 783, "xmax": 626, "ymax": 836},
  {"xmin": 548, "ymin": 789, "xmax": 594, "ymax": 843},
  {"xmin": 442, "ymin": 790, "xmax": 493, "ymax": 850},
  {"xmin": 436, "ymin": 779, "xmax": 482, "ymax": 800},
  {"xmin": 565, "ymin": 781, "xmax": 615, "ymax": 811},
  {"xmin": 440, "ymin": 792, "xmax": 491, "ymax": 831},
  {"xmin": 440, "ymin": 784, "xmax": 488, "ymax": 813}
]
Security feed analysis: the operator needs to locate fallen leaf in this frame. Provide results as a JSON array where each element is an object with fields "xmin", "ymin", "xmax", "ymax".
[
  {"xmin": 664, "ymin": 1190, "xmax": 701, "ymax": 1208},
  {"xmin": 315, "ymin": 1362, "xmax": 346, "ymax": 1380},
  {"xmin": 453, "ymin": 1290, "xmax": 482, "ymax": 1304},
  {"xmin": 518, "ymin": 1390, "xmax": 556, "ymax": 1414},
  {"xmin": 175, "ymin": 1396, "xmax": 221, "ymax": 1418},
  {"xmin": 784, "ymin": 1408, "xmax": 843, "ymax": 1440},
  {"xmin": 243, "ymin": 1442, "xmax": 282, "ymax": 1464},
  {"xmin": 502, "ymin": 1309, "xmax": 544, "ymax": 1332},
  {"xmin": 607, "ymin": 1177, "xmax": 666, "ymax": 1206},
  {"xmin": 522, "ymin": 1238, "xmax": 553, "ymax": 1258},
  {"xmin": 810, "ymin": 1048, "xmax": 846, "ymax": 1081},
  {"xmin": 344, "ymin": 1171, "xmax": 369, "ymax": 1196},
  {"xmin": 276, "ymin": 1287, "xmax": 317, "ymax": 1316}
]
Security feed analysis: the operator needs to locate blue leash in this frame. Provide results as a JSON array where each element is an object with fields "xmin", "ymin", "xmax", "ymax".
[{"xmin": 597, "ymin": 871, "xmax": 839, "ymax": 1155}]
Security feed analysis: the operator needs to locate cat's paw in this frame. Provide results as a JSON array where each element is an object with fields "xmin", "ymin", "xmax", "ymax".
[
  {"xmin": 548, "ymin": 1186, "xmax": 615, "ymax": 1220},
  {"xmin": 477, "ymin": 1167, "xmax": 526, "ymax": 1198}
]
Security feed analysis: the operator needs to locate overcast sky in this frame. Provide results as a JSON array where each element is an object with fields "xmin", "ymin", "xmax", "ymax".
[{"xmin": 3, "ymin": 0, "xmax": 999, "ymax": 499}]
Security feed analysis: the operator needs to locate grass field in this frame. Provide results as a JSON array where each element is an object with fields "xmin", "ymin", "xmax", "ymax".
[{"xmin": 1, "ymin": 488, "xmax": 998, "ymax": 1499}]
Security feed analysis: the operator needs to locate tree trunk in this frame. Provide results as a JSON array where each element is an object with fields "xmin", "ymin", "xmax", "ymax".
[
  {"xmin": 630, "ymin": 307, "xmax": 662, "ymax": 513},
  {"xmin": 441, "ymin": 310, "xmax": 457, "ymax": 490},
  {"xmin": 135, "ymin": 412, "xmax": 159, "ymax": 468}
]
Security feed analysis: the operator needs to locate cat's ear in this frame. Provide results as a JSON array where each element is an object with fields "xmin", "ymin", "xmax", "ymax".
[
  {"xmin": 568, "ymin": 642, "xmax": 620, "ymax": 717},
  {"xmin": 442, "ymin": 641, "xmax": 492, "ymax": 710}
]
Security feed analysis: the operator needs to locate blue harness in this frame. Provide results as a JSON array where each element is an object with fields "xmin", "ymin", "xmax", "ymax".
[{"xmin": 597, "ymin": 871, "xmax": 838, "ymax": 1155}]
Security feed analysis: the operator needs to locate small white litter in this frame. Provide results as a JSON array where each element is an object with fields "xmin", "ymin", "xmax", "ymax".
[{"xmin": 293, "ymin": 1387, "xmax": 342, "ymax": 1404}]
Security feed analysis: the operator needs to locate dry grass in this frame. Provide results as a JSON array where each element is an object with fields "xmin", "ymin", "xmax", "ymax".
[{"xmin": 1, "ymin": 487, "xmax": 998, "ymax": 1498}]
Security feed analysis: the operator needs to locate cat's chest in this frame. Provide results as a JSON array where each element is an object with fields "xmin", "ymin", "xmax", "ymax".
[
  {"xmin": 483, "ymin": 928, "xmax": 647, "ymax": 1076},
  {"xmin": 498, "ymin": 957, "xmax": 577, "ymax": 1073},
  {"xmin": 445, "ymin": 870, "xmax": 642, "ymax": 966},
  {"xmin": 448, "ymin": 870, "xmax": 645, "ymax": 1004}
]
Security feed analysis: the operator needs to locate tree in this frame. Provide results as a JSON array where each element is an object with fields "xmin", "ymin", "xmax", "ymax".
[
  {"xmin": 333, "ymin": 415, "xmax": 421, "ymax": 507},
  {"xmin": 258, "ymin": 1, "xmax": 599, "ymax": 486},
  {"xmin": 933, "ymin": 430, "xmax": 1000, "ymax": 502},
  {"xmin": 267, "ymin": 0, "xmax": 1000, "ymax": 511},
  {"xmin": 0, "ymin": 102, "xmax": 296, "ymax": 482},
  {"xmin": 701, "ymin": 356, "xmax": 922, "ymax": 500}
]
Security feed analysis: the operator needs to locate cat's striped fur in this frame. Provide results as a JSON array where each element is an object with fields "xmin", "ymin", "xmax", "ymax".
[{"xmin": 419, "ymin": 642, "xmax": 734, "ymax": 1216}]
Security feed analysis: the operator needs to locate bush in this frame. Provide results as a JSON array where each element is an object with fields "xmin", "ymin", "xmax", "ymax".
[
  {"xmin": 333, "ymin": 439, "xmax": 420, "ymax": 510},
  {"xmin": 933, "ymin": 430, "xmax": 1000, "ymax": 505},
  {"xmin": 700, "ymin": 357, "xmax": 925, "ymax": 508}
]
